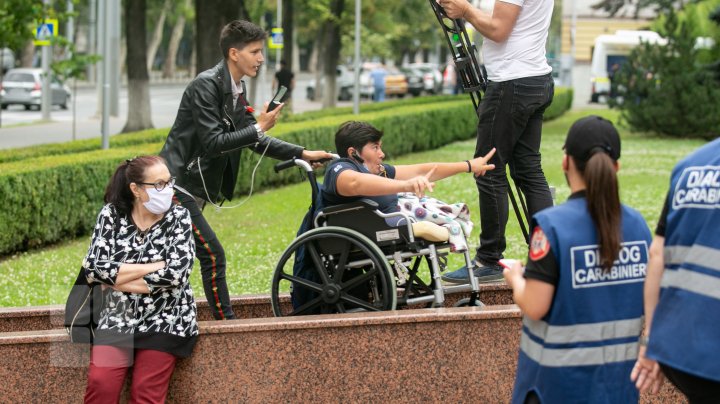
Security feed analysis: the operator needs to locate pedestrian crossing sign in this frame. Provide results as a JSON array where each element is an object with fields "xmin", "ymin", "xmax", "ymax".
[
  {"xmin": 269, "ymin": 28, "xmax": 283, "ymax": 50},
  {"xmin": 34, "ymin": 19, "xmax": 58, "ymax": 46}
]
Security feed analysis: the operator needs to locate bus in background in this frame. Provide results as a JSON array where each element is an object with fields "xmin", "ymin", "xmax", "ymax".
[{"xmin": 590, "ymin": 30, "xmax": 666, "ymax": 103}]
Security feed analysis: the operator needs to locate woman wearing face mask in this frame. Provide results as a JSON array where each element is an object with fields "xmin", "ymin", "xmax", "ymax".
[{"xmin": 82, "ymin": 155, "xmax": 197, "ymax": 403}]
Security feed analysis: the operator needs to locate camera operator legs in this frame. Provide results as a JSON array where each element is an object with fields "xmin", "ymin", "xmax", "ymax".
[{"xmin": 442, "ymin": 74, "xmax": 554, "ymax": 284}]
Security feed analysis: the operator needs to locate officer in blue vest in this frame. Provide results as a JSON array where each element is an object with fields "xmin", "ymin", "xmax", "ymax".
[
  {"xmin": 632, "ymin": 138, "xmax": 720, "ymax": 402},
  {"xmin": 503, "ymin": 116, "xmax": 652, "ymax": 403}
]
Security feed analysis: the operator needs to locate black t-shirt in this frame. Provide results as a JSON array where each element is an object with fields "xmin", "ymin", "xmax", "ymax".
[
  {"xmin": 322, "ymin": 159, "xmax": 398, "ymax": 214},
  {"xmin": 275, "ymin": 69, "xmax": 294, "ymax": 94},
  {"xmin": 655, "ymin": 191, "xmax": 671, "ymax": 237}
]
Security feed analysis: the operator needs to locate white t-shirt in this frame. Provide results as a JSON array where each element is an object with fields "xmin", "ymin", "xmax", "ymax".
[{"xmin": 482, "ymin": 0, "xmax": 553, "ymax": 82}]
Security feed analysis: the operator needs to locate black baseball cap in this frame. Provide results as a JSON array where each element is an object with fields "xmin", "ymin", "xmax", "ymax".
[{"xmin": 563, "ymin": 115, "xmax": 621, "ymax": 163}]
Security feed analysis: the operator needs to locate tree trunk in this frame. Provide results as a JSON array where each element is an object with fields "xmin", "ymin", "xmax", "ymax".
[
  {"xmin": 321, "ymin": 0, "xmax": 345, "ymax": 108},
  {"xmin": 146, "ymin": 0, "xmax": 171, "ymax": 72},
  {"xmin": 195, "ymin": 0, "xmax": 242, "ymax": 73},
  {"xmin": 282, "ymin": 0, "xmax": 294, "ymax": 71},
  {"xmin": 122, "ymin": 0, "xmax": 154, "ymax": 133},
  {"xmin": 312, "ymin": 26, "xmax": 325, "ymax": 101},
  {"xmin": 20, "ymin": 40, "xmax": 34, "ymax": 67},
  {"xmin": 162, "ymin": 0, "xmax": 190, "ymax": 78}
]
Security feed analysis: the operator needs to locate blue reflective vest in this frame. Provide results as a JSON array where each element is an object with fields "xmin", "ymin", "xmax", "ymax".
[
  {"xmin": 512, "ymin": 197, "xmax": 651, "ymax": 404},
  {"xmin": 647, "ymin": 138, "xmax": 720, "ymax": 382}
]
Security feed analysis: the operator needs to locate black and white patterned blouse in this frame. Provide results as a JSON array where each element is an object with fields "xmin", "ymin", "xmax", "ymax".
[{"xmin": 82, "ymin": 203, "xmax": 198, "ymax": 357}]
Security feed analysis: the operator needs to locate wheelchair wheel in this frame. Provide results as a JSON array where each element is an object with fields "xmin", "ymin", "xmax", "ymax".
[
  {"xmin": 271, "ymin": 226, "xmax": 396, "ymax": 316},
  {"xmin": 454, "ymin": 297, "xmax": 485, "ymax": 308}
]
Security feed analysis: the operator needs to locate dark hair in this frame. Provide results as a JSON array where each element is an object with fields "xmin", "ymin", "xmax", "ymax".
[
  {"xmin": 219, "ymin": 20, "xmax": 267, "ymax": 59},
  {"xmin": 573, "ymin": 150, "xmax": 621, "ymax": 270},
  {"xmin": 104, "ymin": 155, "xmax": 166, "ymax": 215},
  {"xmin": 335, "ymin": 121, "xmax": 384, "ymax": 157}
]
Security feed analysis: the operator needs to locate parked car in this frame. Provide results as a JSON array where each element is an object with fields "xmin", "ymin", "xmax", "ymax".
[
  {"xmin": 306, "ymin": 65, "xmax": 356, "ymax": 101},
  {"xmin": 0, "ymin": 68, "xmax": 71, "ymax": 110},
  {"xmin": 406, "ymin": 63, "xmax": 443, "ymax": 94},
  {"xmin": 1, "ymin": 48, "xmax": 15, "ymax": 74},
  {"xmin": 359, "ymin": 63, "xmax": 408, "ymax": 98},
  {"xmin": 400, "ymin": 67, "xmax": 425, "ymax": 96}
]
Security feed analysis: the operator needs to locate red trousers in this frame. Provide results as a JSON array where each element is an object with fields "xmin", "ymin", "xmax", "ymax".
[{"xmin": 84, "ymin": 345, "xmax": 177, "ymax": 404}]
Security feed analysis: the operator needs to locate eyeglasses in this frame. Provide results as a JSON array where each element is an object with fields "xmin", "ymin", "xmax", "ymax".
[{"xmin": 138, "ymin": 177, "xmax": 176, "ymax": 192}]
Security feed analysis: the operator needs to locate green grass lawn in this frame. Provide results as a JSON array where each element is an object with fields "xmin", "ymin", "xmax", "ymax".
[{"xmin": 0, "ymin": 109, "xmax": 707, "ymax": 307}]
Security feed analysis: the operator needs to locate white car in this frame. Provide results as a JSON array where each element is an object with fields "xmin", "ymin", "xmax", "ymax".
[
  {"xmin": 405, "ymin": 63, "xmax": 442, "ymax": 94},
  {"xmin": 0, "ymin": 68, "xmax": 71, "ymax": 110}
]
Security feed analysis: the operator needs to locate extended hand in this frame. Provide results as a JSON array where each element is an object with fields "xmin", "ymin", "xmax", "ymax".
[
  {"xmin": 438, "ymin": 0, "xmax": 471, "ymax": 19},
  {"xmin": 405, "ymin": 166, "xmax": 436, "ymax": 197},
  {"xmin": 469, "ymin": 147, "xmax": 496, "ymax": 177},
  {"xmin": 256, "ymin": 101, "xmax": 284, "ymax": 132}
]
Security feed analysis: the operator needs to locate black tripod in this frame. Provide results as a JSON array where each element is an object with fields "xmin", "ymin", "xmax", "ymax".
[{"xmin": 429, "ymin": 0, "xmax": 531, "ymax": 245}]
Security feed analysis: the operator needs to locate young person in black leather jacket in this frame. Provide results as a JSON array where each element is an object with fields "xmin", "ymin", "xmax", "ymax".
[{"xmin": 160, "ymin": 20, "xmax": 331, "ymax": 320}]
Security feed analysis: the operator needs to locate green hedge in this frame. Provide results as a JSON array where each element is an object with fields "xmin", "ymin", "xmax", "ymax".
[
  {"xmin": 544, "ymin": 87, "xmax": 573, "ymax": 121},
  {"xmin": 0, "ymin": 100, "xmax": 477, "ymax": 256}
]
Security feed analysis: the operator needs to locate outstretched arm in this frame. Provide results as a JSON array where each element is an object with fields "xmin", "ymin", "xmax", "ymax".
[
  {"xmin": 336, "ymin": 167, "xmax": 436, "ymax": 198},
  {"xmin": 395, "ymin": 148, "xmax": 495, "ymax": 181}
]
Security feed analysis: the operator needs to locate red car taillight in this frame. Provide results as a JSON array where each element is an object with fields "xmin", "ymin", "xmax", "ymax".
[{"xmin": 33, "ymin": 82, "xmax": 41, "ymax": 91}]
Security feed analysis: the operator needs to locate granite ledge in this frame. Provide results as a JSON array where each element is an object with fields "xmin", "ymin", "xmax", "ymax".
[
  {"xmin": 200, "ymin": 304, "xmax": 522, "ymax": 334},
  {"xmin": 0, "ymin": 304, "xmax": 521, "ymax": 345}
]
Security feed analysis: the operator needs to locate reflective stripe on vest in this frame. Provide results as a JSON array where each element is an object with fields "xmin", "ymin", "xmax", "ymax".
[
  {"xmin": 520, "ymin": 317, "xmax": 642, "ymax": 367},
  {"xmin": 664, "ymin": 245, "xmax": 720, "ymax": 271},
  {"xmin": 661, "ymin": 245, "xmax": 720, "ymax": 300},
  {"xmin": 661, "ymin": 269, "xmax": 720, "ymax": 300}
]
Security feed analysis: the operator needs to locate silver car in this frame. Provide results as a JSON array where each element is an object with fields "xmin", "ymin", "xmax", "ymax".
[{"xmin": 1, "ymin": 68, "xmax": 71, "ymax": 110}]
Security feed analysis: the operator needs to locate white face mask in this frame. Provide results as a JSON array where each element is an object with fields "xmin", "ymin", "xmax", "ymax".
[{"xmin": 143, "ymin": 187, "xmax": 174, "ymax": 214}]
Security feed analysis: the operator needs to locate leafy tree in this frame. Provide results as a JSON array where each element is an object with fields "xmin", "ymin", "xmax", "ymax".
[
  {"xmin": 610, "ymin": 1, "xmax": 720, "ymax": 139},
  {"xmin": 195, "ymin": 0, "xmax": 251, "ymax": 72}
]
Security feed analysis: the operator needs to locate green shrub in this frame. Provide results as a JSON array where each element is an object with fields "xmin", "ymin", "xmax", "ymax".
[
  {"xmin": 544, "ymin": 87, "xmax": 573, "ymax": 121},
  {"xmin": 610, "ymin": 6, "xmax": 720, "ymax": 140},
  {"xmin": 0, "ymin": 100, "xmax": 476, "ymax": 256}
]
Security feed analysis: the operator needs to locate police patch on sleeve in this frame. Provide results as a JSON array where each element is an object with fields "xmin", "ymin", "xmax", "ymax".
[{"xmin": 529, "ymin": 226, "xmax": 550, "ymax": 261}]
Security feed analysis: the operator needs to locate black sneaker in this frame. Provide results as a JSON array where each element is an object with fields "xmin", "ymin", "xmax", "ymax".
[{"xmin": 472, "ymin": 264, "xmax": 504, "ymax": 283}]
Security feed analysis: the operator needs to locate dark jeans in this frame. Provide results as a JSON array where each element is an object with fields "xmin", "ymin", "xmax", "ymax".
[
  {"xmin": 474, "ymin": 74, "xmax": 554, "ymax": 265},
  {"xmin": 174, "ymin": 191, "xmax": 235, "ymax": 320},
  {"xmin": 661, "ymin": 363, "xmax": 720, "ymax": 404}
]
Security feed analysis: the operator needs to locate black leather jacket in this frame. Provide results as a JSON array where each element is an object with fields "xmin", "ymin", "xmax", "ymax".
[{"xmin": 160, "ymin": 60, "xmax": 304, "ymax": 203}]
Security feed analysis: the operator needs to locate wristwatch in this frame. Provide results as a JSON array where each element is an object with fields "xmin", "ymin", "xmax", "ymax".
[
  {"xmin": 638, "ymin": 335, "xmax": 649, "ymax": 347},
  {"xmin": 253, "ymin": 123, "xmax": 265, "ymax": 140}
]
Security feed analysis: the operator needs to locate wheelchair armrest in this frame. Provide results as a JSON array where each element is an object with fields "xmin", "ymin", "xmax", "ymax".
[{"xmin": 320, "ymin": 199, "xmax": 379, "ymax": 215}]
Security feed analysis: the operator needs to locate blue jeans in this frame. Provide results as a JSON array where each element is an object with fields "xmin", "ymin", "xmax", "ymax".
[
  {"xmin": 473, "ymin": 73, "xmax": 554, "ymax": 265},
  {"xmin": 374, "ymin": 86, "xmax": 386, "ymax": 102}
]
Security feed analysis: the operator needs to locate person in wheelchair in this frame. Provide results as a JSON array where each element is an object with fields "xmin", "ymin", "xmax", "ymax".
[
  {"xmin": 279, "ymin": 121, "xmax": 496, "ymax": 316},
  {"xmin": 322, "ymin": 120, "xmax": 495, "ymax": 251}
]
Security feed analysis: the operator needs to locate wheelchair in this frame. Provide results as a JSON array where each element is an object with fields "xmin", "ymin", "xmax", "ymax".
[{"xmin": 270, "ymin": 158, "xmax": 485, "ymax": 317}]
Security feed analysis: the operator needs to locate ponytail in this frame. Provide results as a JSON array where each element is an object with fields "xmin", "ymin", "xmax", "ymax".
[
  {"xmin": 104, "ymin": 156, "xmax": 165, "ymax": 215},
  {"xmin": 580, "ymin": 152, "xmax": 621, "ymax": 270}
]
